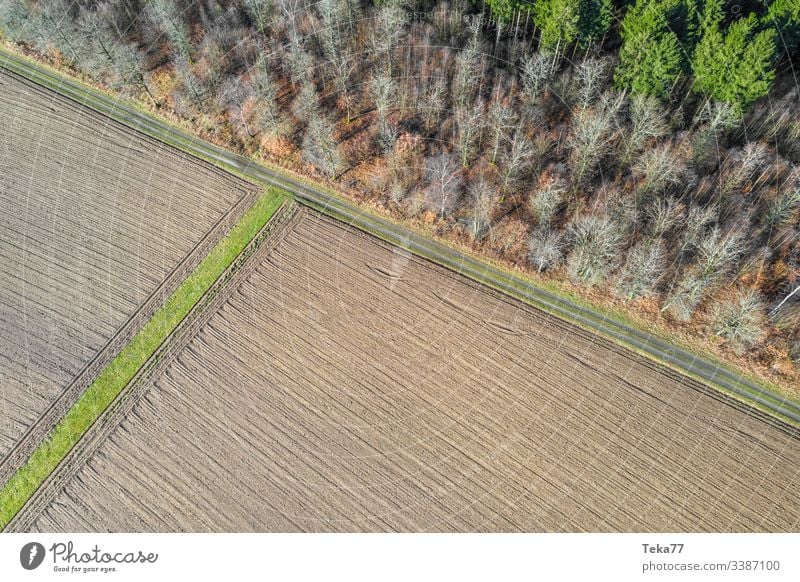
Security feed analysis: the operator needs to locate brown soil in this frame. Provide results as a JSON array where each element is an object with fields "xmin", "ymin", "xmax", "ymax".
[
  {"xmin": 0, "ymin": 71, "xmax": 255, "ymax": 464},
  {"xmin": 26, "ymin": 211, "xmax": 800, "ymax": 532}
]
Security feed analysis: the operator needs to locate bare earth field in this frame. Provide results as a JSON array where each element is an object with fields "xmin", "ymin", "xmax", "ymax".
[
  {"xmin": 24, "ymin": 210, "xmax": 800, "ymax": 532},
  {"xmin": 0, "ymin": 71, "xmax": 254, "ymax": 463}
]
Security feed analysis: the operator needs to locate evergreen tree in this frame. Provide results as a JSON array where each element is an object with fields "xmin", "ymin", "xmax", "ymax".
[
  {"xmin": 692, "ymin": 4, "xmax": 777, "ymax": 112},
  {"xmin": 763, "ymin": 0, "xmax": 800, "ymax": 58},
  {"xmin": 532, "ymin": 0, "xmax": 613, "ymax": 50},
  {"xmin": 615, "ymin": 0, "xmax": 685, "ymax": 98}
]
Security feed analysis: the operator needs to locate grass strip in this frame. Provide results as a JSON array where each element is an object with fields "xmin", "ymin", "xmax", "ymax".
[{"xmin": 0, "ymin": 188, "xmax": 287, "ymax": 528}]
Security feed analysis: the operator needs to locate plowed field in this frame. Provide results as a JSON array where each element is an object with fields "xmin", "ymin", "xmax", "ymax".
[
  {"xmin": 26, "ymin": 211, "xmax": 800, "ymax": 532},
  {"xmin": 0, "ymin": 71, "xmax": 254, "ymax": 465}
]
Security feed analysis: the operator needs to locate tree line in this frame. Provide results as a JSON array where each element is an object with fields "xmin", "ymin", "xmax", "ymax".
[{"xmin": 1, "ymin": 0, "xmax": 799, "ymax": 372}]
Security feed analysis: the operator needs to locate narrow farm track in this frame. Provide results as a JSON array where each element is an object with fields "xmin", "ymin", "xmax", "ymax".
[
  {"xmin": 23, "ymin": 213, "xmax": 800, "ymax": 532},
  {"xmin": 0, "ymin": 70, "xmax": 257, "ymax": 479}
]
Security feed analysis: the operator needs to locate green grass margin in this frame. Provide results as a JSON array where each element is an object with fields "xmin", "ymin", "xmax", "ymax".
[{"xmin": 0, "ymin": 188, "xmax": 287, "ymax": 528}]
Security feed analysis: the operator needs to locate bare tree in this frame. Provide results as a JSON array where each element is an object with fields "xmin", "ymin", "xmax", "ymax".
[
  {"xmin": 664, "ymin": 226, "xmax": 744, "ymax": 319},
  {"xmin": 464, "ymin": 176, "xmax": 497, "ymax": 241},
  {"xmin": 575, "ymin": 57, "xmax": 610, "ymax": 111},
  {"xmin": 243, "ymin": 0, "xmax": 275, "ymax": 37},
  {"xmin": 173, "ymin": 52, "xmax": 206, "ymax": 110},
  {"xmin": 423, "ymin": 153, "xmax": 463, "ymax": 219},
  {"xmin": 319, "ymin": 0, "xmax": 357, "ymax": 121},
  {"xmin": 520, "ymin": 52, "xmax": 556, "ymax": 106},
  {"xmin": 285, "ymin": 38, "xmax": 314, "ymax": 87},
  {"xmin": 719, "ymin": 142, "xmax": 769, "ymax": 198},
  {"xmin": 567, "ymin": 214, "xmax": 625, "ymax": 285},
  {"xmin": 616, "ymin": 240, "xmax": 666, "ymax": 300},
  {"xmin": 696, "ymin": 227, "xmax": 745, "ymax": 281},
  {"xmin": 528, "ymin": 228, "xmax": 564, "ymax": 272},
  {"xmin": 302, "ymin": 115, "xmax": 342, "ymax": 178},
  {"xmin": 454, "ymin": 101, "xmax": 485, "ymax": 168},
  {"xmin": 620, "ymin": 94, "xmax": 668, "ymax": 166},
  {"xmin": 681, "ymin": 203, "xmax": 718, "ymax": 252},
  {"xmin": 646, "ymin": 197, "xmax": 684, "ymax": 238},
  {"xmin": 764, "ymin": 180, "xmax": 800, "ymax": 244},
  {"xmin": 452, "ymin": 17, "xmax": 483, "ymax": 110},
  {"xmin": 529, "ymin": 173, "xmax": 566, "ymax": 227},
  {"xmin": 251, "ymin": 56, "xmax": 284, "ymax": 137},
  {"xmin": 371, "ymin": 3, "xmax": 407, "ymax": 75},
  {"xmin": 634, "ymin": 143, "xmax": 683, "ymax": 199},
  {"xmin": 712, "ymin": 290, "xmax": 766, "ymax": 353},
  {"xmin": 372, "ymin": 71, "xmax": 397, "ymax": 146},
  {"xmin": 692, "ymin": 100, "xmax": 740, "ymax": 171},
  {"xmin": 486, "ymin": 95, "xmax": 517, "ymax": 165},
  {"xmin": 569, "ymin": 108, "xmax": 613, "ymax": 186},
  {"xmin": 498, "ymin": 129, "xmax": 533, "ymax": 192},
  {"xmin": 422, "ymin": 75, "xmax": 446, "ymax": 133},
  {"xmin": 292, "ymin": 80, "xmax": 319, "ymax": 123},
  {"xmin": 147, "ymin": 0, "xmax": 190, "ymax": 58}
]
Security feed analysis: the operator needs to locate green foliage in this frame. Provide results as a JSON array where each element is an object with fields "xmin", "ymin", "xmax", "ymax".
[
  {"xmin": 764, "ymin": 0, "xmax": 800, "ymax": 57},
  {"xmin": 615, "ymin": 0, "xmax": 685, "ymax": 98},
  {"xmin": 532, "ymin": 0, "xmax": 613, "ymax": 50},
  {"xmin": 485, "ymin": 0, "xmax": 531, "ymax": 23},
  {"xmin": 692, "ymin": 9, "xmax": 777, "ymax": 112}
]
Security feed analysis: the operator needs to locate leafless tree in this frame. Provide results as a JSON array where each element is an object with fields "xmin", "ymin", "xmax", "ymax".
[
  {"xmin": 569, "ymin": 108, "xmax": 613, "ymax": 186},
  {"xmin": 719, "ymin": 142, "xmax": 769, "ymax": 198},
  {"xmin": 765, "ymin": 179, "xmax": 800, "ymax": 233},
  {"xmin": 712, "ymin": 290, "xmax": 766, "ymax": 353},
  {"xmin": 681, "ymin": 203, "xmax": 718, "ymax": 252},
  {"xmin": 646, "ymin": 197, "xmax": 683, "ymax": 238},
  {"xmin": 575, "ymin": 57, "xmax": 610, "ymax": 111},
  {"xmin": 498, "ymin": 129, "xmax": 533, "ymax": 192},
  {"xmin": 292, "ymin": 80, "xmax": 319, "ymax": 123},
  {"xmin": 372, "ymin": 71, "xmax": 397, "ymax": 146},
  {"xmin": 464, "ymin": 176, "xmax": 497, "ymax": 241},
  {"xmin": 302, "ymin": 115, "xmax": 342, "ymax": 178},
  {"xmin": 147, "ymin": 0, "xmax": 190, "ymax": 58},
  {"xmin": 567, "ymin": 214, "xmax": 625, "ymax": 285},
  {"xmin": 422, "ymin": 75, "xmax": 446, "ymax": 133},
  {"xmin": 696, "ymin": 227, "xmax": 745, "ymax": 281},
  {"xmin": 454, "ymin": 101, "xmax": 485, "ymax": 168},
  {"xmin": 634, "ymin": 143, "xmax": 683, "ymax": 199},
  {"xmin": 520, "ymin": 52, "xmax": 556, "ymax": 106},
  {"xmin": 452, "ymin": 18, "xmax": 484, "ymax": 110},
  {"xmin": 529, "ymin": 173, "xmax": 566, "ymax": 227},
  {"xmin": 251, "ymin": 56, "xmax": 284, "ymax": 137},
  {"xmin": 285, "ymin": 38, "xmax": 314, "ymax": 87},
  {"xmin": 616, "ymin": 240, "xmax": 666, "ymax": 300},
  {"xmin": 528, "ymin": 228, "xmax": 564, "ymax": 272},
  {"xmin": 486, "ymin": 95, "xmax": 517, "ymax": 165},
  {"xmin": 243, "ymin": 0, "xmax": 274, "ymax": 37},
  {"xmin": 371, "ymin": 3, "xmax": 407, "ymax": 75},
  {"xmin": 692, "ymin": 100, "xmax": 740, "ymax": 170},
  {"xmin": 423, "ymin": 153, "xmax": 463, "ymax": 219},
  {"xmin": 620, "ymin": 94, "xmax": 669, "ymax": 166}
]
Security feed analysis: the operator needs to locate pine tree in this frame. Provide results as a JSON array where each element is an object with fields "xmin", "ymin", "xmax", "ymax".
[
  {"xmin": 532, "ymin": 0, "xmax": 613, "ymax": 51},
  {"xmin": 615, "ymin": 0, "xmax": 685, "ymax": 99},
  {"xmin": 692, "ymin": 4, "xmax": 777, "ymax": 112}
]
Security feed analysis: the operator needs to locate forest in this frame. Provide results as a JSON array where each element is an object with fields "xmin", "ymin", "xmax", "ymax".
[{"xmin": 1, "ymin": 0, "xmax": 799, "ymax": 379}]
